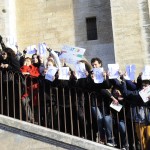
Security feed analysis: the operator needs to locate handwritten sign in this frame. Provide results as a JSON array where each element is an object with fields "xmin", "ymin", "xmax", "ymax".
[
  {"xmin": 62, "ymin": 45, "xmax": 86, "ymax": 56},
  {"xmin": 58, "ymin": 67, "xmax": 70, "ymax": 80},
  {"xmin": 45, "ymin": 66, "xmax": 58, "ymax": 82},
  {"xmin": 26, "ymin": 45, "xmax": 37, "ymax": 54},
  {"xmin": 59, "ymin": 53, "xmax": 78, "ymax": 64},
  {"xmin": 125, "ymin": 65, "xmax": 136, "ymax": 80},
  {"xmin": 93, "ymin": 68, "xmax": 104, "ymax": 83},
  {"xmin": 139, "ymin": 85, "xmax": 150, "ymax": 103},
  {"xmin": 59, "ymin": 45, "xmax": 86, "ymax": 65},
  {"xmin": 75, "ymin": 62, "xmax": 86, "ymax": 79},
  {"xmin": 108, "ymin": 64, "xmax": 120, "ymax": 79},
  {"xmin": 142, "ymin": 65, "xmax": 150, "ymax": 80},
  {"xmin": 38, "ymin": 43, "xmax": 47, "ymax": 56}
]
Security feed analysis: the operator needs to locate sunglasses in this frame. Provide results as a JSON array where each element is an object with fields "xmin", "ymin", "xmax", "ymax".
[{"xmin": 2, "ymin": 53, "xmax": 7, "ymax": 55}]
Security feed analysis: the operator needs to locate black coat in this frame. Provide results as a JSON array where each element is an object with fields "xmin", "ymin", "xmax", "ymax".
[{"xmin": 0, "ymin": 48, "xmax": 20, "ymax": 82}]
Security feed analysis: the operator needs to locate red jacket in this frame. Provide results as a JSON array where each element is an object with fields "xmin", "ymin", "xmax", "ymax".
[
  {"xmin": 20, "ymin": 65, "xmax": 40, "ymax": 77},
  {"xmin": 20, "ymin": 65, "xmax": 40, "ymax": 106}
]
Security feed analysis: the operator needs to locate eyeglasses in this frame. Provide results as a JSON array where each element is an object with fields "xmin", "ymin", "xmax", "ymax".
[{"xmin": 2, "ymin": 53, "xmax": 6, "ymax": 55}]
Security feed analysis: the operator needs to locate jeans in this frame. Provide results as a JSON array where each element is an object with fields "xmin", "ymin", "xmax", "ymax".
[
  {"xmin": 92, "ymin": 106, "xmax": 113, "ymax": 141},
  {"xmin": 119, "ymin": 120, "xmax": 127, "ymax": 146}
]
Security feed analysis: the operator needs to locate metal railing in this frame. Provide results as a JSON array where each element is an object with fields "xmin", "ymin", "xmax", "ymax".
[{"xmin": 0, "ymin": 71, "xmax": 149, "ymax": 150}]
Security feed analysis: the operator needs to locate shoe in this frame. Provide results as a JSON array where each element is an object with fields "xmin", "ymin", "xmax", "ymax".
[
  {"xmin": 99, "ymin": 140, "xmax": 105, "ymax": 144},
  {"xmin": 121, "ymin": 144, "xmax": 129, "ymax": 150},
  {"xmin": 106, "ymin": 141, "xmax": 117, "ymax": 147}
]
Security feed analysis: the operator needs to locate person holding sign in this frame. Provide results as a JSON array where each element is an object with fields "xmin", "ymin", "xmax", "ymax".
[
  {"xmin": 44, "ymin": 59, "xmax": 58, "ymax": 82},
  {"xmin": 75, "ymin": 61, "xmax": 88, "ymax": 79},
  {"xmin": 110, "ymin": 80, "xmax": 128, "ymax": 150},
  {"xmin": 41, "ymin": 58, "xmax": 58, "ymax": 128},
  {"xmin": 89, "ymin": 57, "xmax": 118, "ymax": 146},
  {"xmin": 47, "ymin": 47, "xmax": 61, "ymax": 69},
  {"xmin": 54, "ymin": 61, "xmax": 77, "ymax": 135},
  {"xmin": 73, "ymin": 60, "xmax": 93, "ymax": 139},
  {"xmin": 90, "ymin": 57, "xmax": 110, "ymax": 88},
  {"xmin": 108, "ymin": 64, "xmax": 120, "ymax": 79},
  {"xmin": 120, "ymin": 76, "xmax": 150, "ymax": 150},
  {"xmin": 109, "ymin": 74, "xmax": 148, "ymax": 149}
]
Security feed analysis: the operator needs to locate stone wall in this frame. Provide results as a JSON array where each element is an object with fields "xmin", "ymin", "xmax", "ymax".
[
  {"xmin": 0, "ymin": 0, "xmax": 115, "ymax": 69},
  {"xmin": 15, "ymin": 0, "xmax": 115, "ymax": 69},
  {"xmin": 110, "ymin": 0, "xmax": 150, "ymax": 75},
  {"xmin": 0, "ymin": 0, "xmax": 17, "ymax": 41},
  {"xmin": 0, "ymin": 0, "xmax": 8, "ymax": 36},
  {"xmin": 73, "ymin": 0, "xmax": 115, "ymax": 69},
  {"xmin": 1, "ymin": 0, "xmax": 150, "ymax": 75},
  {"xmin": 15, "ymin": 0, "xmax": 75, "ymax": 51}
]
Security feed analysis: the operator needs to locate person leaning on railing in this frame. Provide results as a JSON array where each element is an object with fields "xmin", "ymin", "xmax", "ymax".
[
  {"xmin": 0, "ymin": 35, "xmax": 21, "ymax": 118},
  {"xmin": 72, "ymin": 60, "xmax": 93, "ymax": 139},
  {"xmin": 120, "ymin": 74, "xmax": 150, "ymax": 150},
  {"xmin": 40, "ymin": 57, "xmax": 58, "ymax": 128},
  {"xmin": 88, "ymin": 57, "xmax": 118, "ymax": 147},
  {"xmin": 109, "ymin": 78, "xmax": 132, "ymax": 150},
  {"xmin": 20, "ymin": 57, "xmax": 40, "ymax": 122},
  {"xmin": 53, "ymin": 60, "xmax": 77, "ymax": 135}
]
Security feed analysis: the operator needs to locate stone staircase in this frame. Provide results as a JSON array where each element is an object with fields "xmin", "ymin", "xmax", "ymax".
[{"xmin": 0, "ymin": 115, "xmax": 118, "ymax": 150}]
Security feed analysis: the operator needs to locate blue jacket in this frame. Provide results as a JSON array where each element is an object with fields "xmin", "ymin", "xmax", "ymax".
[{"xmin": 120, "ymin": 81, "xmax": 143, "ymax": 105}]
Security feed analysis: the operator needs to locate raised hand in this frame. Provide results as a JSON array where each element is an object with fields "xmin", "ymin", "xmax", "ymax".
[{"xmin": 0, "ymin": 35, "xmax": 2, "ymax": 43}]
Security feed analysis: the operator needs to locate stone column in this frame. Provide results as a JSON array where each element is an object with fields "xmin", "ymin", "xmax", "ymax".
[
  {"xmin": 0, "ymin": 0, "xmax": 17, "ymax": 44},
  {"xmin": 138, "ymin": 0, "xmax": 150, "ymax": 64}
]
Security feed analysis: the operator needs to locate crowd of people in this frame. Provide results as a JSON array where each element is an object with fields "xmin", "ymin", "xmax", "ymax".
[{"xmin": 0, "ymin": 35, "xmax": 150, "ymax": 150}]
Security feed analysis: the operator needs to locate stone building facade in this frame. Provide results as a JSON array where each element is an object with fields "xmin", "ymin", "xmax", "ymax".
[{"xmin": 0, "ymin": 0, "xmax": 150, "ymax": 74}]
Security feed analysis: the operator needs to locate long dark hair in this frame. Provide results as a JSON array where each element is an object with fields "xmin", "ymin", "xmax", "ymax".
[
  {"xmin": 32, "ymin": 54, "xmax": 41, "ymax": 67},
  {"xmin": 78, "ymin": 60, "xmax": 92, "ymax": 72}
]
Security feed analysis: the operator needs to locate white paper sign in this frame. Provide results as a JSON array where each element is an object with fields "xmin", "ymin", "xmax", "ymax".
[
  {"xmin": 26, "ymin": 45, "xmax": 37, "ymax": 54},
  {"xmin": 75, "ymin": 62, "xmax": 86, "ymax": 79},
  {"xmin": 5, "ymin": 36, "xmax": 17, "ymax": 52},
  {"xmin": 45, "ymin": 66, "xmax": 58, "ymax": 82},
  {"xmin": 59, "ymin": 45, "xmax": 86, "ymax": 65},
  {"xmin": 5, "ymin": 36, "xmax": 17, "ymax": 47},
  {"xmin": 59, "ymin": 53, "xmax": 78, "ymax": 65},
  {"xmin": 110, "ymin": 102, "xmax": 123, "ymax": 112},
  {"xmin": 62, "ymin": 45, "xmax": 86, "ymax": 56},
  {"xmin": 139, "ymin": 85, "xmax": 150, "ymax": 103},
  {"xmin": 38, "ymin": 43, "xmax": 46, "ymax": 56},
  {"xmin": 51, "ymin": 50, "xmax": 61, "ymax": 69},
  {"xmin": 125, "ymin": 65, "xmax": 136, "ymax": 80},
  {"xmin": 142, "ymin": 65, "xmax": 150, "ymax": 80},
  {"xmin": 59, "ymin": 67, "xmax": 70, "ymax": 80},
  {"xmin": 93, "ymin": 68, "xmax": 104, "ymax": 83},
  {"xmin": 108, "ymin": 64, "xmax": 120, "ymax": 79}
]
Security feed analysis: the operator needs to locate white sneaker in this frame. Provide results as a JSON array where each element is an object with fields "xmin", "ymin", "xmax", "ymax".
[{"xmin": 106, "ymin": 142, "xmax": 116, "ymax": 147}]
